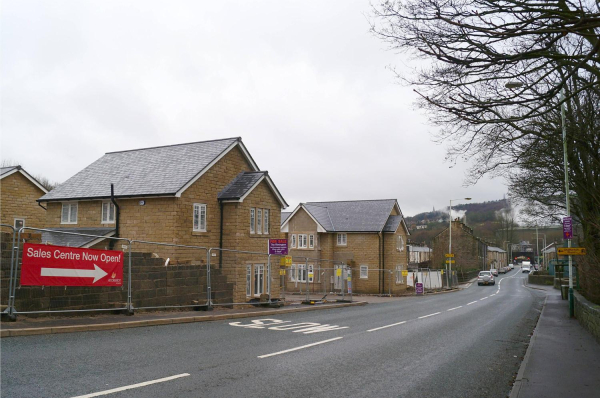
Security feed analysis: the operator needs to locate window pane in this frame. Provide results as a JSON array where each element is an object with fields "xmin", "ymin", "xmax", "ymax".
[
  {"xmin": 62, "ymin": 204, "xmax": 69, "ymax": 223},
  {"xmin": 193, "ymin": 205, "xmax": 199, "ymax": 230},
  {"xmin": 200, "ymin": 205, "xmax": 206, "ymax": 230},
  {"xmin": 257, "ymin": 209, "xmax": 262, "ymax": 234},
  {"xmin": 264, "ymin": 210, "xmax": 269, "ymax": 234},
  {"xmin": 102, "ymin": 203, "xmax": 107, "ymax": 222},
  {"xmin": 70, "ymin": 204, "xmax": 77, "ymax": 223},
  {"xmin": 250, "ymin": 209, "xmax": 255, "ymax": 233},
  {"xmin": 109, "ymin": 203, "xmax": 115, "ymax": 221}
]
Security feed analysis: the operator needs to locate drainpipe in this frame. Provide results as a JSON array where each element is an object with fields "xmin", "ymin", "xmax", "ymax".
[
  {"xmin": 38, "ymin": 202, "xmax": 47, "ymax": 211},
  {"xmin": 219, "ymin": 201, "xmax": 224, "ymax": 268},
  {"xmin": 382, "ymin": 232, "xmax": 385, "ymax": 294},
  {"xmin": 109, "ymin": 184, "xmax": 120, "ymax": 250},
  {"xmin": 378, "ymin": 232, "xmax": 382, "ymax": 294}
]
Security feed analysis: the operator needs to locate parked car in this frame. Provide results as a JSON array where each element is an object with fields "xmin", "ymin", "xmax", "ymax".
[
  {"xmin": 490, "ymin": 268, "xmax": 499, "ymax": 277},
  {"xmin": 508, "ymin": 263, "xmax": 514, "ymax": 270},
  {"xmin": 477, "ymin": 271, "xmax": 495, "ymax": 286},
  {"xmin": 499, "ymin": 267, "xmax": 508, "ymax": 274},
  {"xmin": 522, "ymin": 261, "xmax": 531, "ymax": 273}
]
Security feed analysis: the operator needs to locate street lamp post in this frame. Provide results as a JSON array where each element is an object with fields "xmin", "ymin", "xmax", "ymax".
[{"xmin": 448, "ymin": 197, "xmax": 471, "ymax": 288}]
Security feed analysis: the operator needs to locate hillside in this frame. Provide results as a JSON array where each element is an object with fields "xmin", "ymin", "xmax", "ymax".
[{"xmin": 406, "ymin": 199, "xmax": 512, "ymax": 245}]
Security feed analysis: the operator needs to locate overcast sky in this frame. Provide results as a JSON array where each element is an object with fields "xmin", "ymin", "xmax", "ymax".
[{"xmin": 1, "ymin": 0, "xmax": 508, "ymax": 216}]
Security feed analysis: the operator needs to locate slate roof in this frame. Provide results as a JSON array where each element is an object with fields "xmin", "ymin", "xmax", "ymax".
[
  {"xmin": 300, "ymin": 199, "xmax": 402, "ymax": 232},
  {"xmin": 383, "ymin": 215, "xmax": 403, "ymax": 232},
  {"xmin": 281, "ymin": 212, "xmax": 292, "ymax": 224},
  {"xmin": 41, "ymin": 228, "xmax": 115, "ymax": 248},
  {"xmin": 1, "ymin": 166, "xmax": 19, "ymax": 177},
  {"xmin": 39, "ymin": 137, "xmax": 251, "ymax": 201},
  {"xmin": 218, "ymin": 171, "xmax": 266, "ymax": 200}
]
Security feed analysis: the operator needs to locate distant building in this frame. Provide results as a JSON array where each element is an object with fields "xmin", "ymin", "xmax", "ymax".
[{"xmin": 408, "ymin": 245, "xmax": 432, "ymax": 265}]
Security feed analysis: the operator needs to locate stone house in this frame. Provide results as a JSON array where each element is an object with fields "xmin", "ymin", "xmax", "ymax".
[
  {"xmin": 280, "ymin": 199, "xmax": 410, "ymax": 295},
  {"xmin": 1, "ymin": 166, "xmax": 48, "ymax": 230},
  {"xmin": 37, "ymin": 137, "xmax": 288, "ymax": 304},
  {"xmin": 486, "ymin": 246, "xmax": 508, "ymax": 269}
]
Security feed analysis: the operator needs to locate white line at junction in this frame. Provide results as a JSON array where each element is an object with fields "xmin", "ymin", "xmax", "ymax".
[
  {"xmin": 367, "ymin": 321, "xmax": 407, "ymax": 332},
  {"xmin": 447, "ymin": 306, "xmax": 462, "ymax": 311},
  {"xmin": 418, "ymin": 312, "xmax": 441, "ymax": 319},
  {"xmin": 71, "ymin": 373, "xmax": 190, "ymax": 398},
  {"xmin": 258, "ymin": 337, "xmax": 343, "ymax": 358}
]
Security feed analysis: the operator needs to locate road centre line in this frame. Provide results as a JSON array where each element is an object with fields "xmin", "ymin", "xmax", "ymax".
[
  {"xmin": 71, "ymin": 373, "xmax": 190, "ymax": 398},
  {"xmin": 447, "ymin": 306, "xmax": 462, "ymax": 311},
  {"xmin": 480, "ymin": 297, "xmax": 489, "ymax": 300},
  {"xmin": 467, "ymin": 301, "xmax": 478, "ymax": 305},
  {"xmin": 367, "ymin": 321, "xmax": 407, "ymax": 332},
  {"xmin": 418, "ymin": 312, "xmax": 441, "ymax": 319},
  {"xmin": 258, "ymin": 337, "xmax": 343, "ymax": 359}
]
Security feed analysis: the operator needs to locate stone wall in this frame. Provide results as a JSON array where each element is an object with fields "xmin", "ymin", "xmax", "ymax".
[
  {"xmin": 574, "ymin": 290, "xmax": 600, "ymax": 344},
  {"xmin": 0, "ymin": 171, "xmax": 47, "ymax": 229},
  {"xmin": 527, "ymin": 274, "xmax": 555, "ymax": 285}
]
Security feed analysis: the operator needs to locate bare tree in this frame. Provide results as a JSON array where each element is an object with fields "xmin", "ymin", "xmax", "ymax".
[{"xmin": 371, "ymin": 0, "xmax": 600, "ymax": 301}]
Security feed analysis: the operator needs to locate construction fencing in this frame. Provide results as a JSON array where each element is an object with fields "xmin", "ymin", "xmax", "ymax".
[{"xmin": 0, "ymin": 226, "xmax": 316, "ymax": 320}]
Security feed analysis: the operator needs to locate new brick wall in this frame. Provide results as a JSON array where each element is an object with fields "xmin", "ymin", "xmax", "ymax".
[{"xmin": 0, "ymin": 172, "xmax": 46, "ymax": 229}]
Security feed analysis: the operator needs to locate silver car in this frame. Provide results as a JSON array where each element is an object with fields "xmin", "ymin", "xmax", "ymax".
[{"xmin": 477, "ymin": 271, "xmax": 495, "ymax": 286}]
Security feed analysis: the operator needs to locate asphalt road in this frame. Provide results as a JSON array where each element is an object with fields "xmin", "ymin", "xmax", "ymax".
[{"xmin": 1, "ymin": 268, "xmax": 545, "ymax": 398}]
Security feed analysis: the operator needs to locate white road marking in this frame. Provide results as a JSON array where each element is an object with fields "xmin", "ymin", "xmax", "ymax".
[
  {"xmin": 258, "ymin": 337, "xmax": 343, "ymax": 358},
  {"xmin": 490, "ymin": 294, "xmax": 496, "ymax": 296},
  {"xmin": 71, "ymin": 373, "xmax": 190, "ymax": 398},
  {"xmin": 467, "ymin": 301, "xmax": 478, "ymax": 305},
  {"xmin": 447, "ymin": 306, "xmax": 462, "ymax": 311},
  {"xmin": 418, "ymin": 312, "xmax": 441, "ymax": 319},
  {"xmin": 480, "ymin": 297, "xmax": 488, "ymax": 301},
  {"xmin": 367, "ymin": 321, "xmax": 407, "ymax": 332}
]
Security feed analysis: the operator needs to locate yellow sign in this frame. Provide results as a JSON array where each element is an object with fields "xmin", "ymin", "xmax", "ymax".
[
  {"xmin": 445, "ymin": 254, "xmax": 455, "ymax": 258},
  {"xmin": 285, "ymin": 256, "xmax": 292, "ymax": 266},
  {"xmin": 557, "ymin": 247, "xmax": 587, "ymax": 256},
  {"xmin": 308, "ymin": 272, "xmax": 314, "ymax": 279},
  {"xmin": 401, "ymin": 270, "xmax": 408, "ymax": 277},
  {"xmin": 441, "ymin": 270, "xmax": 444, "ymax": 275},
  {"xmin": 279, "ymin": 269, "xmax": 286, "ymax": 275},
  {"xmin": 336, "ymin": 268, "xmax": 342, "ymax": 277},
  {"xmin": 445, "ymin": 260, "xmax": 455, "ymax": 264},
  {"xmin": 280, "ymin": 258, "xmax": 286, "ymax": 266},
  {"xmin": 347, "ymin": 275, "xmax": 352, "ymax": 282}
]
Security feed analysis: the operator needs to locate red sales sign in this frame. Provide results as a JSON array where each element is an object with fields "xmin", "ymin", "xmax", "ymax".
[{"xmin": 21, "ymin": 243, "xmax": 123, "ymax": 286}]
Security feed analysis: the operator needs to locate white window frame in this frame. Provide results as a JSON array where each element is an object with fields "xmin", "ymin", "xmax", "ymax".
[
  {"xmin": 360, "ymin": 265, "xmax": 369, "ymax": 279},
  {"xmin": 250, "ymin": 208, "xmax": 256, "ymax": 234},
  {"xmin": 61, "ymin": 202, "xmax": 78, "ymax": 224},
  {"xmin": 193, "ymin": 203, "xmax": 207, "ymax": 232},
  {"xmin": 308, "ymin": 264, "xmax": 314, "ymax": 283},
  {"xmin": 396, "ymin": 265, "xmax": 404, "ymax": 284},
  {"xmin": 397, "ymin": 235, "xmax": 405, "ymax": 251},
  {"xmin": 14, "ymin": 218, "xmax": 25, "ymax": 230},
  {"xmin": 246, "ymin": 265, "xmax": 252, "ymax": 296},
  {"xmin": 309, "ymin": 234, "xmax": 314, "ymax": 249},
  {"xmin": 291, "ymin": 234, "xmax": 297, "ymax": 248},
  {"xmin": 337, "ymin": 233, "xmax": 347, "ymax": 246},
  {"xmin": 263, "ymin": 209, "xmax": 269, "ymax": 234},
  {"xmin": 257, "ymin": 209, "xmax": 262, "ymax": 234},
  {"xmin": 297, "ymin": 264, "xmax": 306, "ymax": 283},
  {"xmin": 298, "ymin": 234, "xmax": 308, "ymax": 249},
  {"xmin": 101, "ymin": 201, "xmax": 116, "ymax": 224}
]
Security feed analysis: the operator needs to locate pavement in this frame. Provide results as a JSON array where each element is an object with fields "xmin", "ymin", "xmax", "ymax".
[{"xmin": 510, "ymin": 283, "xmax": 600, "ymax": 398}]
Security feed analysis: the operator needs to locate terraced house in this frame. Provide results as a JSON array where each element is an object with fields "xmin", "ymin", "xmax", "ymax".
[
  {"xmin": 37, "ymin": 137, "xmax": 288, "ymax": 304},
  {"xmin": 280, "ymin": 199, "xmax": 410, "ymax": 295}
]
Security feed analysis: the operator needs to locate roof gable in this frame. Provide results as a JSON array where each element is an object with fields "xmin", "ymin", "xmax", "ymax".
[
  {"xmin": 1, "ymin": 166, "xmax": 49, "ymax": 193},
  {"xmin": 218, "ymin": 171, "xmax": 288, "ymax": 208},
  {"xmin": 39, "ymin": 137, "xmax": 258, "ymax": 202}
]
